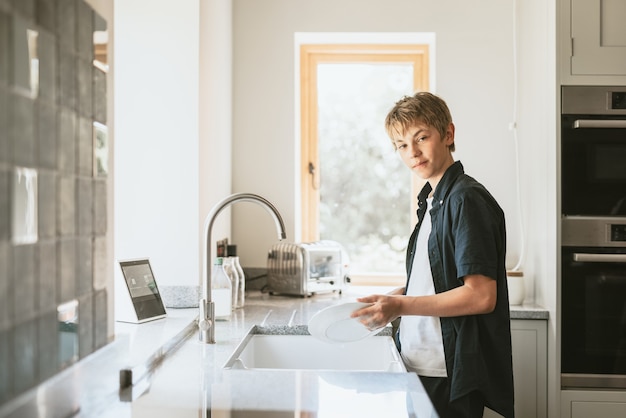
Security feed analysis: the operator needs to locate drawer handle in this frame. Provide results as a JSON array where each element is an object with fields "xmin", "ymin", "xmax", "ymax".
[
  {"xmin": 572, "ymin": 253, "xmax": 626, "ymax": 263},
  {"xmin": 573, "ymin": 119, "xmax": 626, "ymax": 129}
]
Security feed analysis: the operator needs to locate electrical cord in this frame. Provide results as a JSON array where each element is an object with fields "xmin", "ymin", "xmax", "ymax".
[{"xmin": 510, "ymin": 0, "xmax": 525, "ymax": 273}]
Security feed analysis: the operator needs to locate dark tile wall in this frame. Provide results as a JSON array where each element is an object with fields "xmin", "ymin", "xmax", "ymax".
[{"xmin": 0, "ymin": 0, "xmax": 109, "ymax": 405}]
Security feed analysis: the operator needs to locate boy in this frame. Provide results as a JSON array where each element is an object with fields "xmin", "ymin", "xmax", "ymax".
[{"xmin": 352, "ymin": 92, "xmax": 514, "ymax": 417}]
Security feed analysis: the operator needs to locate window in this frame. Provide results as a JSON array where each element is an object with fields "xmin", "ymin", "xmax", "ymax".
[{"xmin": 299, "ymin": 43, "xmax": 430, "ymax": 285}]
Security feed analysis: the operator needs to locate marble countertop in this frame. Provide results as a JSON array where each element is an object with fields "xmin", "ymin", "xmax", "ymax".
[{"xmin": 0, "ymin": 286, "xmax": 548, "ymax": 418}]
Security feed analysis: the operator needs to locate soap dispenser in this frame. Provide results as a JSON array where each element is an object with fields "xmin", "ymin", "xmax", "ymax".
[
  {"xmin": 223, "ymin": 257, "xmax": 239, "ymax": 311},
  {"xmin": 228, "ymin": 245, "xmax": 245, "ymax": 309},
  {"xmin": 212, "ymin": 257, "xmax": 232, "ymax": 320}
]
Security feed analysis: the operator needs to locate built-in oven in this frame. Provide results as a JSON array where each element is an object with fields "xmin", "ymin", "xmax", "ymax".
[
  {"xmin": 561, "ymin": 86, "xmax": 626, "ymax": 389},
  {"xmin": 561, "ymin": 217, "xmax": 626, "ymax": 389}
]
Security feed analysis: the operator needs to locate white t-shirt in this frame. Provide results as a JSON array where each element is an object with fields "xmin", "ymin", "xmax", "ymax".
[{"xmin": 399, "ymin": 197, "xmax": 447, "ymax": 377}]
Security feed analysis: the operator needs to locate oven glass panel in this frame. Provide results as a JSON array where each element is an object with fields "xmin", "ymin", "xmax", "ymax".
[
  {"xmin": 561, "ymin": 115, "xmax": 626, "ymax": 216},
  {"xmin": 561, "ymin": 247, "xmax": 626, "ymax": 375},
  {"xmin": 594, "ymin": 145, "xmax": 626, "ymax": 181}
]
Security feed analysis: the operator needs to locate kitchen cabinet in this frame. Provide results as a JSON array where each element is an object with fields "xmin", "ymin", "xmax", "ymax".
[
  {"xmin": 511, "ymin": 319, "xmax": 548, "ymax": 418},
  {"xmin": 561, "ymin": 390, "xmax": 626, "ymax": 418},
  {"xmin": 484, "ymin": 319, "xmax": 548, "ymax": 418},
  {"xmin": 560, "ymin": 0, "xmax": 626, "ymax": 84}
]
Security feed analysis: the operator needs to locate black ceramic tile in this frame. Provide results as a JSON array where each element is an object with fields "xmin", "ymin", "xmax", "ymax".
[
  {"xmin": 13, "ymin": 244, "xmax": 37, "ymax": 322},
  {"xmin": 37, "ymin": 101, "xmax": 57, "ymax": 169},
  {"xmin": 37, "ymin": 310, "xmax": 58, "ymax": 380},
  {"xmin": 36, "ymin": 0, "xmax": 56, "ymax": 32},
  {"xmin": 11, "ymin": 93, "xmax": 36, "ymax": 167},
  {"xmin": 93, "ymin": 67, "xmax": 106, "ymax": 123},
  {"xmin": 57, "ymin": 299, "xmax": 78, "ymax": 369},
  {"xmin": 57, "ymin": 49, "xmax": 76, "ymax": 110},
  {"xmin": 37, "ymin": 239, "xmax": 57, "ymax": 312},
  {"xmin": 76, "ymin": 237, "xmax": 92, "ymax": 297},
  {"xmin": 57, "ymin": 175, "xmax": 75, "ymax": 236},
  {"xmin": 0, "ymin": 242, "xmax": 12, "ymax": 330},
  {"xmin": 77, "ymin": 116, "xmax": 92, "ymax": 176},
  {"xmin": 94, "ymin": 9, "xmax": 105, "ymax": 32},
  {"xmin": 11, "ymin": 15, "xmax": 35, "ymax": 96},
  {"xmin": 76, "ymin": 57, "xmax": 92, "ymax": 118},
  {"xmin": 76, "ymin": 177, "xmax": 92, "ymax": 235},
  {"xmin": 37, "ymin": 170, "xmax": 56, "ymax": 238},
  {"xmin": 93, "ymin": 179, "xmax": 106, "ymax": 235},
  {"xmin": 0, "ymin": 0, "xmax": 108, "ymax": 404},
  {"xmin": 78, "ymin": 293, "xmax": 93, "ymax": 358},
  {"xmin": 57, "ymin": 237, "xmax": 76, "ymax": 303},
  {"xmin": 37, "ymin": 29, "xmax": 57, "ymax": 103},
  {"xmin": 93, "ymin": 235, "xmax": 106, "ymax": 290},
  {"xmin": 0, "ymin": 11, "xmax": 9, "ymax": 84},
  {"xmin": 13, "ymin": 318, "xmax": 37, "ymax": 393},
  {"xmin": 57, "ymin": 107, "xmax": 76, "ymax": 174},
  {"xmin": 93, "ymin": 289, "xmax": 107, "ymax": 349},
  {"xmin": 0, "ymin": 88, "xmax": 8, "ymax": 164},
  {"xmin": 0, "ymin": 168, "xmax": 9, "ymax": 241},
  {"xmin": 76, "ymin": 0, "xmax": 92, "ymax": 60},
  {"xmin": 0, "ymin": 327, "xmax": 14, "ymax": 403},
  {"xmin": 11, "ymin": 0, "xmax": 35, "ymax": 21},
  {"xmin": 56, "ymin": 0, "xmax": 76, "ymax": 52}
]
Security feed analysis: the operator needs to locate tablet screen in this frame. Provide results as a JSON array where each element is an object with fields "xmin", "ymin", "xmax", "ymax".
[{"xmin": 119, "ymin": 259, "xmax": 167, "ymax": 321}]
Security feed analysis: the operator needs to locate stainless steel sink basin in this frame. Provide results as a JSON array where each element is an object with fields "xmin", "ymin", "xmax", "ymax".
[{"xmin": 223, "ymin": 325, "xmax": 406, "ymax": 372}]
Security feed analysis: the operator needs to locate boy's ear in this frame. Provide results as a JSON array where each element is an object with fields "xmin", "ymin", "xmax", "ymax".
[{"xmin": 445, "ymin": 123, "xmax": 455, "ymax": 145}]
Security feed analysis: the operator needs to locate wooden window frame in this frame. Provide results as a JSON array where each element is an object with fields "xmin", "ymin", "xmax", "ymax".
[{"xmin": 299, "ymin": 44, "xmax": 429, "ymax": 285}]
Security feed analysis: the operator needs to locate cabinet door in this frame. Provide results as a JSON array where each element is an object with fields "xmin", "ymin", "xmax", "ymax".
[
  {"xmin": 571, "ymin": 0, "xmax": 626, "ymax": 75},
  {"xmin": 562, "ymin": 390, "xmax": 626, "ymax": 418},
  {"xmin": 512, "ymin": 320, "xmax": 548, "ymax": 418},
  {"xmin": 572, "ymin": 401, "xmax": 626, "ymax": 418},
  {"xmin": 484, "ymin": 320, "xmax": 548, "ymax": 418}
]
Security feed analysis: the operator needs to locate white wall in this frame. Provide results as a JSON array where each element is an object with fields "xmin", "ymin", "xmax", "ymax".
[
  {"xmin": 110, "ymin": 0, "xmax": 558, "ymax": 304},
  {"xmin": 515, "ymin": 1, "xmax": 558, "ymax": 415},
  {"xmin": 231, "ymin": 1, "xmax": 558, "ymax": 411},
  {"xmin": 110, "ymin": 0, "xmax": 557, "ymax": 307},
  {"xmin": 114, "ymin": 0, "xmax": 201, "ymax": 288},
  {"xmin": 111, "ymin": 0, "xmax": 557, "ymax": 411},
  {"xmin": 232, "ymin": 0, "xmax": 526, "ymax": 270},
  {"xmin": 199, "ymin": 0, "xmax": 233, "ymax": 277}
]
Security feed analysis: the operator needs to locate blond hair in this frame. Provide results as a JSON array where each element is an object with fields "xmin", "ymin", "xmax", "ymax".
[{"xmin": 384, "ymin": 92, "xmax": 455, "ymax": 152}]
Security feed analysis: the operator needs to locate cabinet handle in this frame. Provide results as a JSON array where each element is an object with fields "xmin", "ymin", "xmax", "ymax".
[
  {"xmin": 572, "ymin": 253, "xmax": 626, "ymax": 263},
  {"xmin": 573, "ymin": 119, "xmax": 626, "ymax": 129}
]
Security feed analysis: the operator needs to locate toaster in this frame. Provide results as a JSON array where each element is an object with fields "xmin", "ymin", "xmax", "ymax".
[{"xmin": 267, "ymin": 240, "xmax": 349, "ymax": 297}]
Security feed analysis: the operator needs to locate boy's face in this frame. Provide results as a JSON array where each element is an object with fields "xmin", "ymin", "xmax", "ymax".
[{"xmin": 393, "ymin": 122, "xmax": 455, "ymax": 187}]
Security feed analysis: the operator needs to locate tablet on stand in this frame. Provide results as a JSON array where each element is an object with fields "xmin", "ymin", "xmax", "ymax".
[{"xmin": 116, "ymin": 258, "xmax": 167, "ymax": 323}]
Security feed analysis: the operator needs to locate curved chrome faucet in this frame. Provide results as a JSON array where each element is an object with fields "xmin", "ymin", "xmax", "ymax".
[{"xmin": 199, "ymin": 193, "xmax": 287, "ymax": 343}]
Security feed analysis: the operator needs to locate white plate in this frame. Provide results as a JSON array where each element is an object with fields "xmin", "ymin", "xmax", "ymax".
[{"xmin": 308, "ymin": 302, "xmax": 384, "ymax": 343}]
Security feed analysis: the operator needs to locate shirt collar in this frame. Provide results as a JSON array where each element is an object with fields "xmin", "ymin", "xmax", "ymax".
[{"xmin": 432, "ymin": 160, "xmax": 464, "ymax": 203}]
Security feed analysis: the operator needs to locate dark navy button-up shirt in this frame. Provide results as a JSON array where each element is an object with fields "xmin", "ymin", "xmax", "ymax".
[{"xmin": 403, "ymin": 161, "xmax": 515, "ymax": 418}]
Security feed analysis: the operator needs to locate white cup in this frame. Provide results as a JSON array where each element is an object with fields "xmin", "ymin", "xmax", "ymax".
[{"xmin": 507, "ymin": 271, "xmax": 525, "ymax": 305}]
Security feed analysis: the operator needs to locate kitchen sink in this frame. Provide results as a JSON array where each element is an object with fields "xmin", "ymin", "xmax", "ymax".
[{"xmin": 223, "ymin": 325, "xmax": 406, "ymax": 372}]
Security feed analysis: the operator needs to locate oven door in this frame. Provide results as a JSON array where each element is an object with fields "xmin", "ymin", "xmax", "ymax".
[
  {"xmin": 561, "ymin": 246, "xmax": 626, "ymax": 389},
  {"xmin": 561, "ymin": 115, "xmax": 626, "ymax": 217}
]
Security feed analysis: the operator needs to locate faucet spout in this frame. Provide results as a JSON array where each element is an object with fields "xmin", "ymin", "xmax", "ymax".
[{"xmin": 199, "ymin": 193, "xmax": 287, "ymax": 343}]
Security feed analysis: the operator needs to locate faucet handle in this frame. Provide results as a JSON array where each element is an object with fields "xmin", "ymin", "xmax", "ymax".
[
  {"xmin": 198, "ymin": 299, "xmax": 215, "ymax": 343},
  {"xmin": 198, "ymin": 317, "xmax": 211, "ymax": 332}
]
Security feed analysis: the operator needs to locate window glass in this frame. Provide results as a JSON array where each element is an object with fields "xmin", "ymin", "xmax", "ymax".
[{"xmin": 317, "ymin": 63, "xmax": 413, "ymax": 274}]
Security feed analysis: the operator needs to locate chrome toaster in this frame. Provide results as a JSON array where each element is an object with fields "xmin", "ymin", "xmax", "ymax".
[{"xmin": 267, "ymin": 240, "xmax": 348, "ymax": 297}]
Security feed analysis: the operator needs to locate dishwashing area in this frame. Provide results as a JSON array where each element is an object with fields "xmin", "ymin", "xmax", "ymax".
[
  {"xmin": 116, "ymin": 289, "xmax": 428, "ymax": 418},
  {"xmin": 0, "ymin": 286, "xmax": 435, "ymax": 418},
  {"xmin": 1, "ymin": 281, "xmax": 549, "ymax": 417},
  {"xmin": 223, "ymin": 325, "xmax": 406, "ymax": 372}
]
